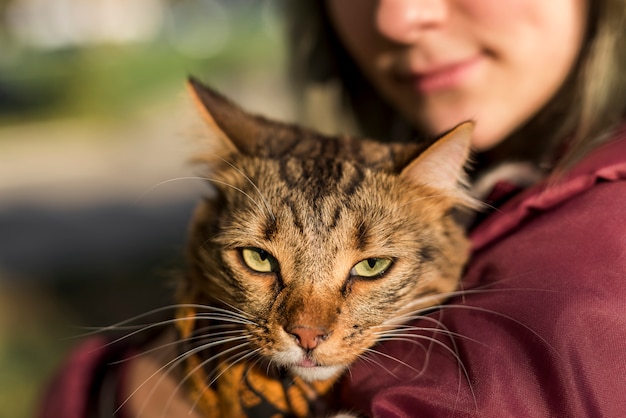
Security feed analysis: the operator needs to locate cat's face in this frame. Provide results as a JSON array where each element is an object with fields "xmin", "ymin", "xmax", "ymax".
[{"xmin": 181, "ymin": 79, "xmax": 477, "ymax": 382}]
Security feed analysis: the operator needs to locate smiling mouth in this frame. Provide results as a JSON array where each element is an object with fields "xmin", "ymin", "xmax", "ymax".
[{"xmin": 394, "ymin": 55, "xmax": 483, "ymax": 93}]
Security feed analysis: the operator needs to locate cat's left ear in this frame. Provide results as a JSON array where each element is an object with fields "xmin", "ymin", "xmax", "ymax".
[{"xmin": 400, "ymin": 122, "xmax": 480, "ymax": 209}]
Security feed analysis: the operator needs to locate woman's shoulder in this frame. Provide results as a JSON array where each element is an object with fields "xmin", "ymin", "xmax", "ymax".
[
  {"xmin": 464, "ymin": 126, "xmax": 626, "ymax": 302},
  {"xmin": 471, "ymin": 125, "xmax": 626, "ymax": 253}
]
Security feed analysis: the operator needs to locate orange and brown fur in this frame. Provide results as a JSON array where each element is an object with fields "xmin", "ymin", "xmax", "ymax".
[{"xmin": 176, "ymin": 78, "xmax": 479, "ymax": 417}]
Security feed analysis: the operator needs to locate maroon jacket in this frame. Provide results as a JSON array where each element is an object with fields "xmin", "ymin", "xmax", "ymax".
[
  {"xmin": 41, "ymin": 126, "xmax": 626, "ymax": 417},
  {"xmin": 340, "ymin": 126, "xmax": 626, "ymax": 417}
]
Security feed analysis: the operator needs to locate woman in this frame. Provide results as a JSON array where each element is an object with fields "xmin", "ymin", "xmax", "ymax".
[{"xmin": 283, "ymin": 0, "xmax": 626, "ymax": 416}]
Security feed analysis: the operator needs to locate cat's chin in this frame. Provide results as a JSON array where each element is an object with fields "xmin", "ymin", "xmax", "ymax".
[{"xmin": 290, "ymin": 364, "xmax": 345, "ymax": 382}]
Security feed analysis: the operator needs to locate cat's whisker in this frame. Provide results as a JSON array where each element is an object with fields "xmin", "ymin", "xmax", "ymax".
[
  {"xmin": 160, "ymin": 343, "xmax": 258, "ymax": 418},
  {"xmin": 411, "ymin": 324, "xmax": 480, "ymax": 413},
  {"xmin": 90, "ymin": 315, "xmax": 253, "ymax": 353},
  {"xmin": 78, "ymin": 320, "xmax": 243, "ymax": 335},
  {"xmin": 378, "ymin": 306, "xmax": 449, "ymax": 328},
  {"xmin": 379, "ymin": 311, "xmax": 475, "ymax": 399},
  {"xmin": 359, "ymin": 347, "xmax": 422, "ymax": 377},
  {"xmin": 191, "ymin": 348, "xmax": 263, "ymax": 412},
  {"xmin": 375, "ymin": 332, "xmax": 475, "ymax": 374},
  {"xmin": 367, "ymin": 305, "xmax": 478, "ymax": 407},
  {"xmin": 211, "ymin": 154, "xmax": 276, "ymax": 221},
  {"xmin": 344, "ymin": 363, "xmax": 354, "ymax": 381},
  {"xmin": 423, "ymin": 311, "xmax": 475, "ymax": 408},
  {"xmin": 206, "ymin": 348, "xmax": 263, "ymax": 388},
  {"xmin": 437, "ymin": 304, "xmax": 561, "ymax": 357},
  {"xmin": 240, "ymin": 353, "xmax": 267, "ymax": 383},
  {"xmin": 214, "ymin": 298, "xmax": 258, "ymax": 321},
  {"xmin": 382, "ymin": 282, "xmax": 558, "ymax": 327},
  {"xmin": 69, "ymin": 305, "xmax": 187, "ymax": 339},
  {"xmin": 373, "ymin": 302, "xmax": 557, "ymax": 404},
  {"xmin": 178, "ymin": 338, "xmax": 254, "ymax": 377},
  {"xmin": 193, "ymin": 313, "xmax": 256, "ymax": 326},
  {"xmin": 265, "ymin": 358, "xmax": 276, "ymax": 377},
  {"xmin": 136, "ymin": 176, "xmax": 268, "ymax": 219},
  {"xmin": 189, "ymin": 324, "xmax": 243, "ymax": 340},
  {"xmin": 70, "ymin": 303, "xmax": 255, "ymax": 339},
  {"xmin": 370, "ymin": 332, "xmax": 475, "ymax": 406},
  {"xmin": 162, "ymin": 337, "xmax": 260, "ymax": 413},
  {"xmin": 374, "ymin": 328, "xmax": 484, "ymax": 347},
  {"xmin": 354, "ymin": 350, "xmax": 404, "ymax": 380},
  {"xmin": 109, "ymin": 329, "xmax": 247, "ymax": 365},
  {"xmin": 189, "ymin": 303, "xmax": 261, "ymax": 319},
  {"xmin": 183, "ymin": 330, "xmax": 247, "ymax": 345},
  {"xmin": 124, "ymin": 336, "xmax": 252, "ymax": 418}
]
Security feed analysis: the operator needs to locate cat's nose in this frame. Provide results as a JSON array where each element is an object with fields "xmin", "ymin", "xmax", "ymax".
[{"xmin": 286, "ymin": 326, "xmax": 329, "ymax": 350}]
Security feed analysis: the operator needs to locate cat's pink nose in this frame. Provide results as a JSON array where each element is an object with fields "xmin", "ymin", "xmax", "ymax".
[{"xmin": 287, "ymin": 327, "xmax": 329, "ymax": 350}]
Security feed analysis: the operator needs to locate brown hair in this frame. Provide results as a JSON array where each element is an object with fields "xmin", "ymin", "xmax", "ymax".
[{"xmin": 281, "ymin": 1, "xmax": 626, "ymax": 173}]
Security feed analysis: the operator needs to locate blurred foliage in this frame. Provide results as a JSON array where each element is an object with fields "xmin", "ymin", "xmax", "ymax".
[
  {"xmin": 0, "ymin": 284, "xmax": 76, "ymax": 418},
  {"xmin": 0, "ymin": 325, "xmax": 71, "ymax": 418},
  {"xmin": 0, "ymin": 0, "xmax": 284, "ymax": 127}
]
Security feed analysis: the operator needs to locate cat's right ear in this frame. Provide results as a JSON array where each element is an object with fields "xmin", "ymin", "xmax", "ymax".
[{"xmin": 187, "ymin": 76, "xmax": 258, "ymax": 155}]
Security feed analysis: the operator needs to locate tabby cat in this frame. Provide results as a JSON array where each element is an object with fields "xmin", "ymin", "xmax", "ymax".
[{"xmin": 175, "ymin": 77, "xmax": 479, "ymax": 417}]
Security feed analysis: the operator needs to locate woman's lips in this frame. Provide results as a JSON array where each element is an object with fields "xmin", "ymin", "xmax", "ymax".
[{"xmin": 395, "ymin": 55, "xmax": 482, "ymax": 94}]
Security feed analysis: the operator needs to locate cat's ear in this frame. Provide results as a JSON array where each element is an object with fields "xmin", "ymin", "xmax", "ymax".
[
  {"xmin": 188, "ymin": 76, "xmax": 305, "ymax": 157},
  {"xmin": 400, "ymin": 122, "xmax": 480, "ymax": 209},
  {"xmin": 187, "ymin": 76, "xmax": 260, "ymax": 154}
]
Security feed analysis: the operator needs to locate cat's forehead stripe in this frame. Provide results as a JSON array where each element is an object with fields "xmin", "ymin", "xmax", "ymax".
[
  {"xmin": 283, "ymin": 197, "xmax": 305, "ymax": 235},
  {"xmin": 354, "ymin": 220, "xmax": 370, "ymax": 252},
  {"xmin": 256, "ymin": 130, "xmax": 415, "ymax": 172},
  {"xmin": 279, "ymin": 193, "xmax": 347, "ymax": 237},
  {"xmin": 276, "ymin": 157, "xmax": 366, "ymax": 204}
]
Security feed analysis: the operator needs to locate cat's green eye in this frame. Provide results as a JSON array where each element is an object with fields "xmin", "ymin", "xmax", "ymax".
[
  {"xmin": 350, "ymin": 258, "xmax": 392, "ymax": 278},
  {"xmin": 241, "ymin": 247, "xmax": 279, "ymax": 273}
]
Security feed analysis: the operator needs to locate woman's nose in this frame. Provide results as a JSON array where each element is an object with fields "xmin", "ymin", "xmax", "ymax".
[{"xmin": 375, "ymin": 0, "xmax": 448, "ymax": 44}]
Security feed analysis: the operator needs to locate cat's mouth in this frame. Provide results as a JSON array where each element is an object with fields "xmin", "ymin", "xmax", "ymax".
[
  {"xmin": 291, "ymin": 362, "xmax": 345, "ymax": 382},
  {"xmin": 297, "ymin": 357, "xmax": 318, "ymax": 368},
  {"xmin": 275, "ymin": 351, "xmax": 345, "ymax": 381}
]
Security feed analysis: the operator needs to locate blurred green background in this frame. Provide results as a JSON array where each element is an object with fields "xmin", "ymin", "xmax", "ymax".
[{"xmin": 0, "ymin": 1, "xmax": 293, "ymax": 416}]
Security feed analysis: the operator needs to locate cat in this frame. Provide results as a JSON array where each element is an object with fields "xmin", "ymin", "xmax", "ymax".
[{"xmin": 174, "ymin": 77, "xmax": 479, "ymax": 417}]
